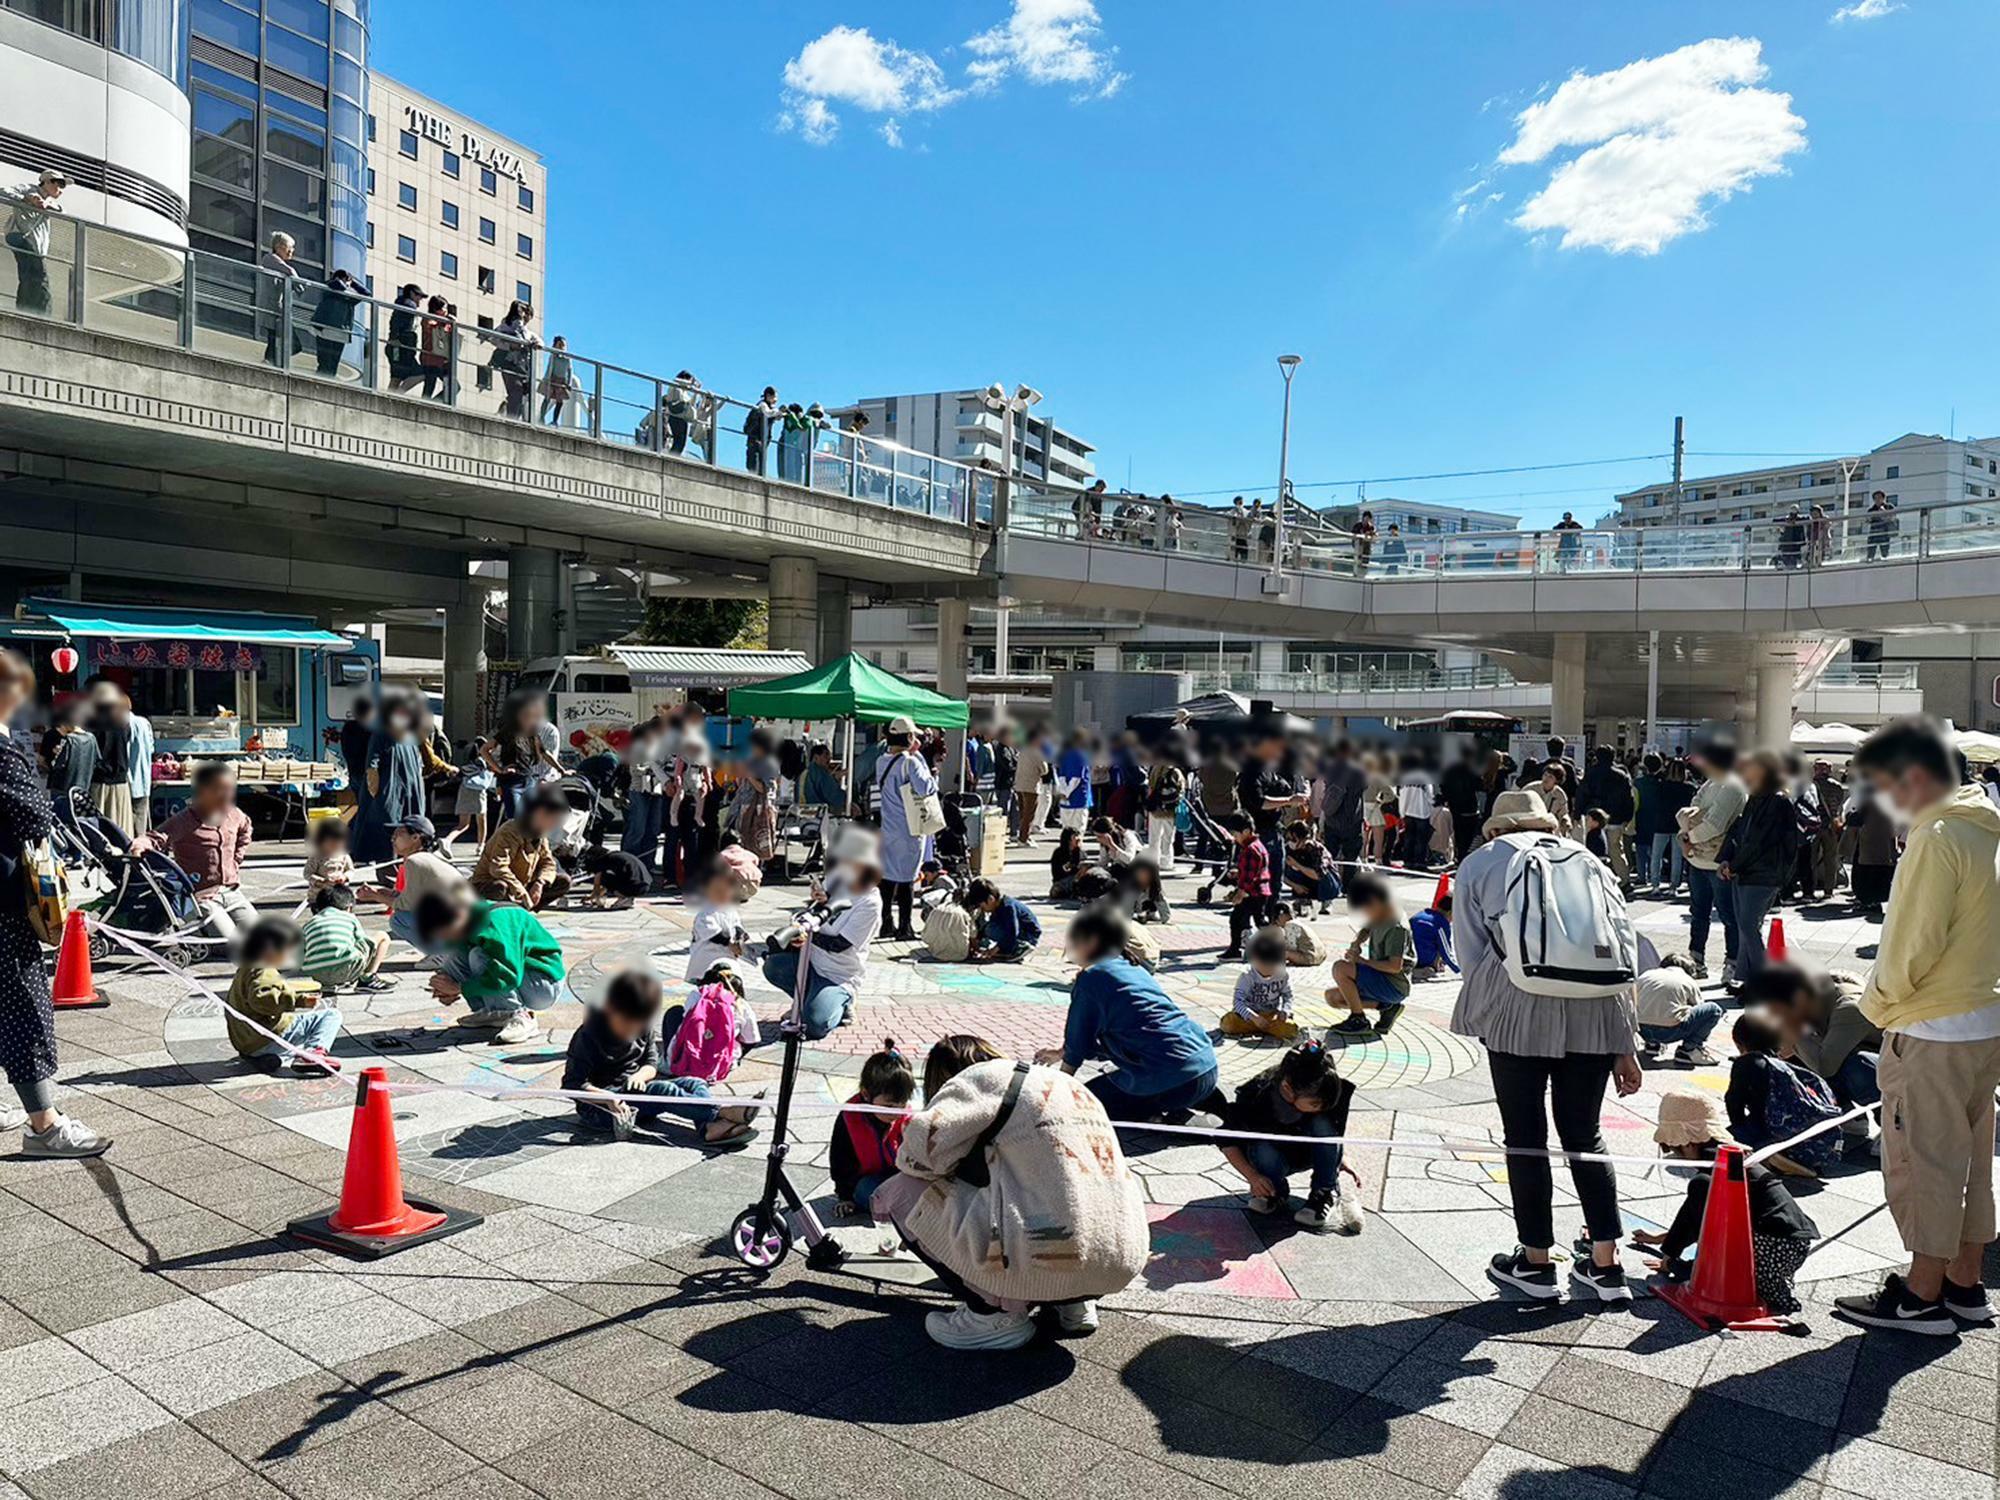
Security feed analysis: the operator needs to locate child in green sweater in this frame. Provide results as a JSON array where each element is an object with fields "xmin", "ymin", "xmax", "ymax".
[
  {"xmin": 226, "ymin": 918, "xmax": 342, "ymax": 1073},
  {"xmin": 415, "ymin": 890, "xmax": 574, "ymax": 1044}
]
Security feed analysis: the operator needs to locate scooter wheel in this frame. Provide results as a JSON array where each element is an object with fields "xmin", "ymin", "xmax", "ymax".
[{"xmin": 730, "ymin": 1206, "xmax": 792, "ymax": 1269}]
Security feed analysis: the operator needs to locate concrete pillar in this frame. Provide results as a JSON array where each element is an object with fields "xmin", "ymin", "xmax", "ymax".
[
  {"xmin": 1551, "ymin": 632, "xmax": 1587, "ymax": 741},
  {"xmin": 768, "ymin": 556, "xmax": 819, "ymax": 660},
  {"xmin": 506, "ymin": 544, "xmax": 561, "ymax": 662},
  {"xmin": 1091, "ymin": 644, "xmax": 1120, "ymax": 672},
  {"xmin": 444, "ymin": 589, "xmax": 487, "ymax": 743},
  {"xmin": 1753, "ymin": 653, "xmax": 1794, "ymax": 751},
  {"xmin": 816, "ymin": 575, "xmax": 852, "ymax": 663},
  {"xmin": 936, "ymin": 597, "xmax": 970, "ymax": 790},
  {"xmin": 1253, "ymin": 640, "xmax": 1285, "ymax": 677}
]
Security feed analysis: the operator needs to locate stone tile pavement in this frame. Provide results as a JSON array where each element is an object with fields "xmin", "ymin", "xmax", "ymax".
[{"xmin": 0, "ymin": 838, "xmax": 1993, "ymax": 1497}]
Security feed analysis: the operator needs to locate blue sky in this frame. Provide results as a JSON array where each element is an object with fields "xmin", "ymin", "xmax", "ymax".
[{"xmin": 374, "ymin": 1, "xmax": 2000, "ymax": 524}]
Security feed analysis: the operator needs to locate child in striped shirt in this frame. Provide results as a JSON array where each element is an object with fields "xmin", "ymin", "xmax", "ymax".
[{"xmin": 299, "ymin": 885, "xmax": 392, "ymax": 994}]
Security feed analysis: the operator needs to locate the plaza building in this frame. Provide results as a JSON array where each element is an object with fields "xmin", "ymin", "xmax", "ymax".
[
  {"xmin": 1614, "ymin": 431, "xmax": 2000, "ymax": 530},
  {"xmin": 182, "ymin": 0, "xmax": 370, "ymax": 283},
  {"xmin": 830, "ymin": 390, "xmax": 1097, "ymax": 488},
  {"xmin": 363, "ymin": 73, "xmax": 545, "ymax": 331},
  {"xmin": 1, "ymin": 0, "xmax": 191, "ymax": 244}
]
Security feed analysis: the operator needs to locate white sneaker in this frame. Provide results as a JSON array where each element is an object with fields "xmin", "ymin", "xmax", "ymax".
[
  {"xmin": 1054, "ymin": 1301, "xmax": 1099, "ymax": 1336},
  {"xmin": 0, "ymin": 1104, "xmax": 28, "ymax": 1133},
  {"xmin": 1246, "ymin": 1194, "xmax": 1285, "ymax": 1215},
  {"xmin": 925, "ymin": 1305, "xmax": 1036, "ymax": 1351},
  {"xmin": 494, "ymin": 1012, "xmax": 539, "ymax": 1045},
  {"xmin": 459, "ymin": 1009, "xmax": 508, "ymax": 1029},
  {"xmin": 22, "ymin": 1114, "xmax": 111, "ymax": 1159},
  {"xmin": 1676, "ymin": 1044, "xmax": 1720, "ymax": 1067}
]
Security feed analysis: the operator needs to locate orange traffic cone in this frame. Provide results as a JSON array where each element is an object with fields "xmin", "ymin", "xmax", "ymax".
[
  {"xmin": 1432, "ymin": 870, "xmax": 1452, "ymax": 909},
  {"xmin": 1656, "ymin": 1144, "xmax": 1790, "ymax": 1332},
  {"xmin": 52, "ymin": 911, "xmax": 108, "ymax": 1009},
  {"xmin": 1766, "ymin": 917, "xmax": 1787, "ymax": 963},
  {"xmin": 288, "ymin": 1066, "xmax": 481, "ymax": 1259}
]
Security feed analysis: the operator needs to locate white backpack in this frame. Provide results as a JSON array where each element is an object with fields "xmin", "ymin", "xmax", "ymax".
[
  {"xmin": 1490, "ymin": 835, "xmax": 1637, "ymax": 998},
  {"xmin": 922, "ymin": 903, "xmax": 975, "ymax": 962}
]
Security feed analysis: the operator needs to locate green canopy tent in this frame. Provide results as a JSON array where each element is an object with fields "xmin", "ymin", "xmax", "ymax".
[{"xmin": 727, "ymin": 652, "xmax": 968, "ymax": 809}]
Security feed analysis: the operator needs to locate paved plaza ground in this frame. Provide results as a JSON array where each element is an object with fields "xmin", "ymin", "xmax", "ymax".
[{"xmin": 1, "ymin": 837, "xmax": 1995, "ymax": 1500}]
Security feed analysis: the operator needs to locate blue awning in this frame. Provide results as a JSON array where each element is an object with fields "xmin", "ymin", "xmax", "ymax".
[{"xmin": 21, "ymin": 598, "xmax": 354, "ymax": 649}]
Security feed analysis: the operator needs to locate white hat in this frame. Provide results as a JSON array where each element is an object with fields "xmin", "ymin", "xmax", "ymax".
[
  {"xmin": 1653, "ymin": 1090, "xmax": 1733, "ymax": 1149},
  {"xmin": 831, "ymin": 825, "xmax": 882, "ymax": 871},
  {"xmin": 886, "ymin": 715, "xmax": 917, "ymax": 736},
  {"xmin": 1483, "ymin": 788, "xmax": 1558, "ymax": 837}
]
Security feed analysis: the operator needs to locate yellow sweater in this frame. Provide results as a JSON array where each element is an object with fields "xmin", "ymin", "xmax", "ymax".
[{"xmin": 1861, "ymin": 784, "xmax": 2000, "ymax": 1030}]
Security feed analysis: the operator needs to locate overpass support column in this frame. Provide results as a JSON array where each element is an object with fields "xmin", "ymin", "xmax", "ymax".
[
  {"xmin": 816, "ymin": 575, "xmax": 852, "ymax": 663},
  {"xmin": 445, "ymin": 588, "xmax": 488, "ymax": 744},
  {"xmin": 1753, "ymin": 651, "xmax": 1794, "ymax": 751},
  {"xmin": 768, "ymin": 556, "xmax": 819, "ymax": 660},
  {"xmin": 937, "ymin": 597, "xmax": 970, "ymax": 790},
  {"xmin": 1552, "ymin": 633, "xmax": 1587, "ymax": 743},
  {"xmin": 506, "ymin": 545, "xmax": 561, "ymax": 662}
]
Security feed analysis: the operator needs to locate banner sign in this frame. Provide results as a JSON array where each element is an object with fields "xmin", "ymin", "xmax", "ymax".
[{"xmin": 91, "ymin": 639, "xmax": 262, "ymax": 671}]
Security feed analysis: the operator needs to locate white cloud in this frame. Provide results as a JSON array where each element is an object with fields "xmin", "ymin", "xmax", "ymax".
[
  {"xmin": 778, "ymin": 25, "xmax": 959, "ymax": 144},
  {"xmin": 781, "ymin": 2, "xmax": 1125, "ymax": 146},
  {"xmin": 966, "ymin": 0, "xmax": 1127, "ymax": 97},
  {"xmin": 1832, "ymin": 0, "xmax": 1903, "ymax": 21},
  {"xmin": 1494, "ymin": 36, "xmax": 1806, "ymax": 255}
]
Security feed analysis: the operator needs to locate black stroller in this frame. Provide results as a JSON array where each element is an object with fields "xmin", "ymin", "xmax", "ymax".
[
  {"xmin": 1182, "ymin": 791, "xmax": 1238, "ymax": 905},
  {"xmin": 53, "ymin": 791, "xmax": 209, "ymax": 964}
]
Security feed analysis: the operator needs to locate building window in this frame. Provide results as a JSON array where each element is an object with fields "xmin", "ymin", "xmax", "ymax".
[
  {"xmin": 441, "ymin": 200, "xmax": 459, "ymax": 229},
  {"xmin": 1886, "ymin": 465, "xmax": 1900, "ymax": 479},
  {"xmin": 478, "ymin": 217, "xmax": 495, "ymax": 244},
  {"xmin": 440, "ymin": 251, "xmax": 458, "ymax": 279},
  {"xmin": 364, "ymin": 166, "xmax": 375, "ymax": 196},
  {"xmin": 515, "ymin": 233, "xmax": 532, "ymax": 259},
  {"xmin": 366, "ymin": 113, "xmax": 376, "ymax": 141},
  {"xmin": 516, "ymin": 281, "xmax": 532, "ymax": 305},
  {"xmin": 442, "ymin": 150, "xmax": 460, "ymax": 178},
  {"xmin": 398, "ymin": 129, "xmax": 418, "ymax": 159},
  {"xmin": 477, "ymin": 266, "xmax": 495, "ymax": 293},
  {"xmin": 396, "ymin": 234, "xmax": 416, "ymax": 263},
  {"xmin": 479, "ymin": 167, "xmax": 498, "ymax": 196},
  {"xmin": 366, "ymin": 220, "xmax": 373, "ymax": 247},
  {"xmin": 518, "ymin": 183, "xmax": 535, "ymax": 213},
  {"xmin": 396, "ymin": 181, "xmax": 416, "ymax": 211}
]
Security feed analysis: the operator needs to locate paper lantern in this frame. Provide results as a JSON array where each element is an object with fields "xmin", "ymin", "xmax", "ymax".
[{"xmin": 50, "ymin": 646, "xmax": 79, "ymax": 676}]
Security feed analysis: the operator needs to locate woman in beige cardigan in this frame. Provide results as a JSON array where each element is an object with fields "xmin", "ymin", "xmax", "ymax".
[{"xmin": 868, "ymin": 1034, "xmax": 1150, "ymax": 1351}]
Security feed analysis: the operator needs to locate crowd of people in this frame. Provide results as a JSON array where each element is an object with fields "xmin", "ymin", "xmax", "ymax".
[{"xmin": 0, "ymin": 650, "xmax": 1995, "ymax": 1350}]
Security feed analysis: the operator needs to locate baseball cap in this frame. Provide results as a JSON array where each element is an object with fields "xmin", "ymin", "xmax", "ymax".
[{"xmin": 392, "ymin": 814, "xmax": 437, "ymax": 839}]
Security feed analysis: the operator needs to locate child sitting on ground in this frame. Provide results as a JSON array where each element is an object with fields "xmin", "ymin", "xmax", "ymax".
[
  {"xmin": 1409, "ymin": 891, "xmax": 1458, "ymax": 982},
  {"xmin": 1222, "ymin": 929, "xmax": 1299, "ymax": 1040},
  {"xmin": 1428, "ymin": 802, "xmax": 1456, "ymax": 867},
  {"xmin": 579, "ymin": 845, "xmax": 651, "ymax": 909},
  {"xmin": 1262, "ymin": 901, "xmax": 1329, "ymax": 967},
  {"xmin": 830, "ymin": 1038, "xmax": 915, "ymax": 1216},
  {"xmin": 963, "ymin": 878, "xmax": 1043, "ymax": 961},
  {"xmin": 1327, "ymin": 873, "xmax": 1412, "ymax": 1037},
  {"xmin": 1049, "ymin": 826, "xmax": 1084, "ymax": 900},
  {"xmin": 1283, "ymin": 821, "xmax": 1338, "ymax": 916},
  {"xmin": 225, "ymin": 917, "xmax": 341, "ymax": 1073},
  {"xmin": 915, "ymin": 859, "xmax": 961, "ymax": 912},
  {"xmin": 298, "ymin": 885, "xmax": 392, "ymax": 994},
  {"xmin": 1631, "ymin": 1089, "xmax": 1819, "ymax": 1314},
  {"xmin": 1221, "ymin": 1041, "xmax": 1361, "ymax": 1233},
  {"xmin": 302, "ymin": 817, "xmax": 354, "ymax": 897},
  {"xmin": 562, "ymin": 969, "xmax": 756, "ymax": 1144},
  {"xmin": 1125, "ymin": 850, "xmax": 1172, "ymax": 924},
  {"xmin": 665, "ymin": 965, "xmax": 761, "ymax": 1083},
  {"xmin": 1724, "ymin": 1007, "xmax": 1844, "ymax": 1176},
  {"xmin": 1581, "ymin": 806, "xmax": 1610, "ymax": 862},
  {"xmin": 685, "ymin": 860, "xmax": 752, "ymax": 982},
  {"xmin": 1221, "ymin": 813, "xmax": 1276, "ymax": 961},
  {"xmin": 416, "ymin": 888, "xmax": 573, "ymax": 1045}
]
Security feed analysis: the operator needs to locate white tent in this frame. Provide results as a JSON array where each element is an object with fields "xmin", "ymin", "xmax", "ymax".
[
  {"xmin": 1791, "ymin": 721, "xmax": 1867, "ymax": 755},
  {"xmin": 1955, "ymin": 729, "xmax": 2000, "ymax": 764}
]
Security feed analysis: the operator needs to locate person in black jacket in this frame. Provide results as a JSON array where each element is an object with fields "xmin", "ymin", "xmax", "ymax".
[
  {"xmin": 1317, "ymin": 740, "xmax": 1367, "ymax": 879},
  {"xmin": 1717, "ymin": 749, "xmax": 1800, "ymax": 980},
  {"xmin": 1579, "ymin": 747, "xmax": 1635, "ymax": 883},
  {"xmin": 311, "ymin": 269, "xmax": 365, "ymax": 378},
  {"xmin": 1438, "ymin": 754, "xmax": 1483, "ymax": 866},
  {"xmin": 743, "ymin": 386, "xmax": 779, "ymax": 474}
]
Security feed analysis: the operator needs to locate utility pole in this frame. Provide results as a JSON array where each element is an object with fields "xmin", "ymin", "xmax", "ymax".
[{"xmin": 1670, "ymin": 415, "xmax": 1686, "ymax": 527}]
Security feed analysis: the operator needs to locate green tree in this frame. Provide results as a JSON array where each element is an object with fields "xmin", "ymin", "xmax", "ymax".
[{"xmin": 636, "ymin": 597, "xmax": 767, "ymax": 649}]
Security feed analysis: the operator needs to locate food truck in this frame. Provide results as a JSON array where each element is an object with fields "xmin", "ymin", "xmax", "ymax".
[
  {"xmin": 514, "ymin": 647, "xmax": 814, "ymax": 762},
  {"xmin": 4, "ymin": 597, "xmax": 379, "ymax": 819}
]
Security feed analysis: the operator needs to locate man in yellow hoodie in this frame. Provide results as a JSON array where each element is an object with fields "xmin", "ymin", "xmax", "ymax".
[{"xmin": 1836, "ymin": 718, "xmax": 2000, "ymax": 1337}]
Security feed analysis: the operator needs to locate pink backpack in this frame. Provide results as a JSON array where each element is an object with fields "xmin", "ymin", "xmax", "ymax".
[{"xmin": 668, "ymin": 982, "xmax": 740, "ymax": 1082}]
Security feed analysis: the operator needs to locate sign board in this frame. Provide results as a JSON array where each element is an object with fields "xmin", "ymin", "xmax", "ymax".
[
  {"xmin": 405, "ymin": 106, "xmax": 528, "ymax": 181},
  {"xmin": 555, "ymin": 692, "xmax": 639, "ymax": 761},
  {"xmin": 1991, "ymin": 672, "xmax": 1999, "ymax": 710}
]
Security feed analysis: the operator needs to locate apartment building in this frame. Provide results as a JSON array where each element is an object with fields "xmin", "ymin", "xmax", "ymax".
[{"xmin": 830, "ymin": 390, "xmax": 1097, "ymax": 488}]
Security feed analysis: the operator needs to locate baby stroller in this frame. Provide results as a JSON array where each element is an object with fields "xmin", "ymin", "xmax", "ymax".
[
  {"xmin": 1181, "ymin": 791, "xmax": 1238, "ymax": 904},
  {"xmin": 775, "ymin": 805, "xmax": 839, "ymax": 885},
  {"xmin": 933, "ymin": 793, "xmax": 978, "ymax": 883},
  {"xmin": 550, "ymin": 757, "xmax": 619, "ymax": 869},
  {"xmin": 54, "ymin": 793, "xmax": 209, "ymax": 965}
]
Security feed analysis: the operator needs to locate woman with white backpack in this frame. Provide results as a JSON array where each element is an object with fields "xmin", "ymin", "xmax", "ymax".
[{"xmin": 1451, "ymin": 787, "xmax": 1644, "ymax": 1306}]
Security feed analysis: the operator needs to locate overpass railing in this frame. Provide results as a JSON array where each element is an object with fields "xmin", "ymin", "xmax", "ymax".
[
  {"xmin": 1009, "ymin": 491, "xmax": 2000, "ymax": 577},
  {"xmin": 0, "ymin": 194, "xmax": 996, "ymax": 527},
  {"xmin": 1190, "ymin": 664, "xmax": 1531, "ymax": 696}
]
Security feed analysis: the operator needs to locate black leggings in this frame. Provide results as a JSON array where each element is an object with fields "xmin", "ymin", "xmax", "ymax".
[
  {"xmin": 1486, "ymin": 1049, "xmax": 1621, "ymax": 1250},
  {"xmin": 881, "ymin": 880, "xmax": 914, "ymax": 936}
]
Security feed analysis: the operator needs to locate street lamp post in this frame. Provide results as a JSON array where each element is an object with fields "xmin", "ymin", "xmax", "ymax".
[
  {"xmin": 1272, "ymin": 355, "xmax": 1302, "ymax": 590},
  {"xmin": 980, "ymin": 382, "xmax": 1042, "ymax": 730}
]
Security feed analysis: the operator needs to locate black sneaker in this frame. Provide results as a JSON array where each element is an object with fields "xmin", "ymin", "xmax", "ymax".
[
  {"xmin": 1293, "ymin": 1190, "xmax": 1334, "ymax": 1233},
  {"xmin": 1374, "ymin": 1002, "xmax": 1406, "ymax": 1034},
  {"xmin": 1834, "ymin": 1274, "xmax": 1957, "ymax": 1336},
  {"xmin": 1570, "ymin": 1261, "xmax": 1634, "ymax": 1304},
  {"xmin": 1943, "ymin": 1279, "xmax": 1995, "ymax": 1329},
  {"xmin": 1487, "ymin": 1249, "xmax": 1560, "ymax": 1301},
  {"xmin": 1329, "ymin": 1015, "xmax": 1377, "ymax": 1038}
]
